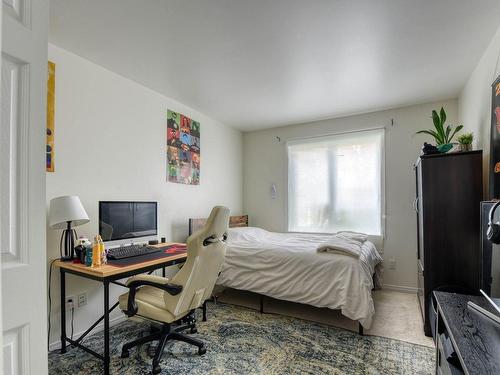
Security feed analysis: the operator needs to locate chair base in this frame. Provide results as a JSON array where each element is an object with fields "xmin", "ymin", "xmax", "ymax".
[{"xmin": 121, "ymin": 312, "xmax": 205, "ymax": 374}]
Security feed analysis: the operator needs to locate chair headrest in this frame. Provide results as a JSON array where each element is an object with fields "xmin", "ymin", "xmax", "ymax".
[{"xmin": 203, "ymin": 206, "xmax": 230, "ymax": 240}]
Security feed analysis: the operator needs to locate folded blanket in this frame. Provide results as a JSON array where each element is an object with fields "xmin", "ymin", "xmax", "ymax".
[
  {"xmin": 316, "ymin": 231, "xmax": 368, "ymax": 257},
  {"xmin": 337, "ymin": 231, "xmax": 368, "ymax": 243}
]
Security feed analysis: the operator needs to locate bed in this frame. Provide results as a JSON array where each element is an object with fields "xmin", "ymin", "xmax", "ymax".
[{"xmin": 188, "ymin": 215, "xmax": 383, "ymax": 334}]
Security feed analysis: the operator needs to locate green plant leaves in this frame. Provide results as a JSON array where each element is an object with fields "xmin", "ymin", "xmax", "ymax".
[
  {"xmin": 448, "ymin": 125, "xmax": 463, "ymax": 143},
  {"xmin": 432, "ymin": 110, "xmax": 441, "ymax": 131},
  {"xmin": 416, "ymin": 107, "xmax": 463, "ymax": 145},
  {"xmin": 457, "ymin": 132, "xmax": 473, "ymax": 144},
  {"xmin": 416, "ymin": 129, "xmax": 442, "ymax": 143},
  {"xmin": 440, "ymin": 107, "xmax": 446, "ymax": 125},
  {"xmin": 431, "ymin": 109, "xmax": 446, "ymax": 144}
]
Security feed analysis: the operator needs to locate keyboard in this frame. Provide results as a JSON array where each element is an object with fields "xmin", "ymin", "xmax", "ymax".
[{"xmin": 107, "ymin": 244, "xmax": 162, "ymax": 260}]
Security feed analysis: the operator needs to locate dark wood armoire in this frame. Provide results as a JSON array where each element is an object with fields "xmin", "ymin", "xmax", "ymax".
[{"xmin": 414, "ymin": 150, "xmax": 483, "ymax": 336}]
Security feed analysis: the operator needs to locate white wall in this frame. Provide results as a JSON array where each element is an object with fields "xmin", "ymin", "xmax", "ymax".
[
  {"xmin": 459, "ymin": 26, "xmax": 500, "ymax": 193},
  {"xmin": 46, "ymin": 44, "xmax": 243, "ymax": 347},
  {"xmin": 459, "ymin": 26, "xmax": 500, "ymax": 297},
  {"xmin": 243, "ymin": 99, "xmax": 459, "ymax": 290}
]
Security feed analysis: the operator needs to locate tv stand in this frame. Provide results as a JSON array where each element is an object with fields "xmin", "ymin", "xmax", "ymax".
[{"xmin": 434, "ymin": 291, "xmax": 500, "ymax": 374}]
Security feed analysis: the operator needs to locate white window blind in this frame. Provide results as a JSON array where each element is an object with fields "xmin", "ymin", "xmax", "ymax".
[{"xmin": 287, "ymin": 129, "xmax": 384, "ymax": 236}]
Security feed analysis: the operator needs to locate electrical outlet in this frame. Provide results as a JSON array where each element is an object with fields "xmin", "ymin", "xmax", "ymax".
[
  {"xmin": 77, "ymin": 292, "xmax": 87, "ymax": 308},
  {"xmin": 65, "ymin": 295, "xmax": 75, "ymax": 310},
  {"xmin": 388, "ymin": 257, "xmax": 396, "ymax": 270}
]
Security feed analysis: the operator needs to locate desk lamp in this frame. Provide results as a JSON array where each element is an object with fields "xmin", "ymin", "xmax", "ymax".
[{"xmin": 49, "ymin": 196, "xmax": 89, "ymax": 261}]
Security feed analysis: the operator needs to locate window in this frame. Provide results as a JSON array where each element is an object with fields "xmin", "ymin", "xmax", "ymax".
[{"xmin": 287, "ymin": 129, "xmax": 384, "ymax": 236}]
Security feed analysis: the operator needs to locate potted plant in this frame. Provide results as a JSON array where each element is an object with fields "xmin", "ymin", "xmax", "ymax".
[
  {"xmin": 457, "ymin": 133, "xmax": 473, "ymax": 152},
  {"xmin": 416, "ymin": 107, "xmax": 463, "ymax": 153}
]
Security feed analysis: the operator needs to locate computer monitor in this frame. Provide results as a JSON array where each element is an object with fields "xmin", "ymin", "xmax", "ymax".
[{"xmin": 99, "ymin": 201, "xmax": 157, "ymax": 246}]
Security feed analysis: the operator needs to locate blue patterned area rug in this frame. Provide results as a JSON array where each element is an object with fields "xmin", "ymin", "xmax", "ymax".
[{"xmin": 49, "ymin": 302, "xmax": 434, "ymax": 374}]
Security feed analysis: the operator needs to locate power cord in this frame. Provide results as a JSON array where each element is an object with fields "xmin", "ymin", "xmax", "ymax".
[
  {"xmin": 47, "ymin": 258, "xmax": 58, "ymax": 352},
  {"xmin": 70, "ymin": 305, "xmax": 75, "ymax": 341},
  {"xmin": 47, "ymin": 259, "xmax": 78, "ymax": 352}
]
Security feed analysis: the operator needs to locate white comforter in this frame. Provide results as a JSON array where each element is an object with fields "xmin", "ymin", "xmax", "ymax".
[{"xmin": 217, "ymin": 227, "xmax": 383, "ymax": 328}]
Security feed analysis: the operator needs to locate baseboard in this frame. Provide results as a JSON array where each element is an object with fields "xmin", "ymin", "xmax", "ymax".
[
  {"xmin": 48, "ymin": 314, "xmax": 127, "ymax": 352},
  {"xmin": 383, "ymin": 284, "xmax": 418, "ymax": 293}
]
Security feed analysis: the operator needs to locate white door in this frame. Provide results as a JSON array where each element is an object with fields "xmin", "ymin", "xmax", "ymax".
[{"xmin": 1, "ymin": 0, "xmax": 49, "ymax": 374}]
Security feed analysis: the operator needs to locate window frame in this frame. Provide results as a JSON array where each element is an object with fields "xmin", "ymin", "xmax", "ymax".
[{"xmin": 286, "ymin": 127, "xmax": 386, "ymax": 239}]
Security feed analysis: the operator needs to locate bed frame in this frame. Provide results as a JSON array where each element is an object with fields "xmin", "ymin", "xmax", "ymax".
[
  {"xmin": 189, "ymin": 215, "xmax": 249, "ymax": 235},
  {"xmin": 188, "ymin": 214, "xmax": 364, "ymax": 335}
]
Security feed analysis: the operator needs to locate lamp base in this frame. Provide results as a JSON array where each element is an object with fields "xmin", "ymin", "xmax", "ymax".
[{"xmin": 60, "ymin": 222, "xmax": 77, "ymax": 261}]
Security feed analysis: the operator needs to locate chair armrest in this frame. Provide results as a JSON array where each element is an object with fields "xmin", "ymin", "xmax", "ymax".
[
  {"xmin": 126, "ymin": 274, "xmax": 172, "ymax": 286},
  {"xmin": 125, "ymin": 274, "xmax": 183, "ymax": 317}
]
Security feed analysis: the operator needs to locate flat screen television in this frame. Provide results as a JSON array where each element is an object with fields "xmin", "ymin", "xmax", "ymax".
[{"xmin": 99, "ymin": 201, "xmax": 157, "ymax": 244}]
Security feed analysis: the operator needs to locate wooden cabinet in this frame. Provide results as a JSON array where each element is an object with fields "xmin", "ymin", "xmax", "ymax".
[{"xmin": 414, "ymin": 150, "xmax": 483, "ymax": 336}]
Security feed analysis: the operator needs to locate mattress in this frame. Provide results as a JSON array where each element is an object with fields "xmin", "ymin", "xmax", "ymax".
[{"xmin": 216, "ymin": 227, "xmax": 383, "ymax": 328}]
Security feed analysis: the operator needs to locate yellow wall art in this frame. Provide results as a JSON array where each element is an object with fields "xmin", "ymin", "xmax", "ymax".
[{"xmin": 47, "ymin": 61, "xmax": 55, "ymax": 172}]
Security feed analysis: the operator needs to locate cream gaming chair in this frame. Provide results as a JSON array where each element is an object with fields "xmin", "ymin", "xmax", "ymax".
[{"xmin": 118, "ymin": 206, "xmax": 230, "ymax": 374}]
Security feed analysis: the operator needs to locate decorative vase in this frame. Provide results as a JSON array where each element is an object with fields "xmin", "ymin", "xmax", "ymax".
[
  {"xmin": 437, "ymin": 143, "xmax": 453, "ymax": 153},
  {"xmin": 458, "ymin": 143, "xmax": 472, "ymax": 152}
]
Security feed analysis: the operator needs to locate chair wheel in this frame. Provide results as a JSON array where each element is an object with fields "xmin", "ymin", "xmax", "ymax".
[
  {"xmin": 121, "ymin": 350, "xmax": 129, "ymax": 358},
  {"xmin": 152, "ymin": 365, "xmax": 161, "ymax": 374},
  {"xmin": 198, "ymin": 346, "xmax": 206, "ymax": 355},
  {"xmin": 190, "ymin": 327, "xmax": 198, "ymax": 334}
]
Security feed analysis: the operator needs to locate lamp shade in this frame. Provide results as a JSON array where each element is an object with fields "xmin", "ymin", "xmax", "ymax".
[{"xmin": 49, "ymin": 196, "xmax": 90, "ymax": 229}]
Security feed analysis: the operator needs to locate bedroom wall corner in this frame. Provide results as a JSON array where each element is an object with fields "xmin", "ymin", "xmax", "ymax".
[{"xmin": 242, "ymin": 99, "xmax": 459, "ymax": 290}]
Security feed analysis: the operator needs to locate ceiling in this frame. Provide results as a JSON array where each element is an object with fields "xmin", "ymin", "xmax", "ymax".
[{"xmin": 49, "ymin": 0, "xmax": 500, "ymax": 131}]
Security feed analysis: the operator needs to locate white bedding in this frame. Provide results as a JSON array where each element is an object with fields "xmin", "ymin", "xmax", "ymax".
[
  {"xmin": 316, "ymin": 231, "xmax": 368, "ymax": 257},
  {"xmin": 216, "ymin": 227, "xmax": 383, "ymax": 328}
]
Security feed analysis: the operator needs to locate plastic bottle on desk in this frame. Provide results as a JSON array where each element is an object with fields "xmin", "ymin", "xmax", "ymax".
[
  {"xmin": 99, "ymin": 235, "xmax": 107, "ymax": 265},
  {"xmin": 92, "ymin": 235, "xmax": 101, "ymax": 267}
]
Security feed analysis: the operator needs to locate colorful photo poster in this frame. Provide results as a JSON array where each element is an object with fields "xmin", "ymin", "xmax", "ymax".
[
  {"xmin": 490, "ymin": 75, "xmax": 500, "ymax": 198},
  {"xmin": 167, "ymin": 109, "xmax": 200, "ymax": 185},
  {"xmin": 46, "ymin": 61, "xmax": 55, "ymax": 172}
]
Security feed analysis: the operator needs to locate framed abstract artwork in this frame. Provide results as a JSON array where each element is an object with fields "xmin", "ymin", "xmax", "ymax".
[
  {"xmin": 46, "ymin": 61, "xmax": 55, "ymax": 172},
  {"xmin": 167, "ymin": 109, "xmax": 200, "ymax": 185}
]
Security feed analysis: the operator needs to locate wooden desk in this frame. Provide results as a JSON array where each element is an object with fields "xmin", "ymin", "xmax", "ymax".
[
  {"xmin": 434, "ymin": 291, "xmax": 500, "ymax": 375},
  {"xmin": 54, "ymin": 248, "xmax": 187, "ymax": 280},
  {"xmin": 55, "ymin": 243, "xmax": 187, "ymax": 375}
]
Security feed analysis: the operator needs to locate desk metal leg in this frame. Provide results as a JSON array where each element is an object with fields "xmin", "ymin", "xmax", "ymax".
[
  {"xmin": 162, "ymin": 267, "xmax": 165, "ymax": 277},
  {"xmin": 103, "ymin": 280, "xmax": 110, "ymax": 375},
  {"xmin": 60, "ymin": 269, "xmax": 66, "ymax": 354}
]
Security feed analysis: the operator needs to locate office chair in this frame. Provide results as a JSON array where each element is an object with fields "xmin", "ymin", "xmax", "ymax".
[{"xmin": 118, "ymin": 206, "xmax": 230, "ymax": 374}]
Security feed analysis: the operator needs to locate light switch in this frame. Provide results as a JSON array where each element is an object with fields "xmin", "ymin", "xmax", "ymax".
[{"xmin": 271, "ymin": 184, "xmax": 277, "ymax": 199}]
